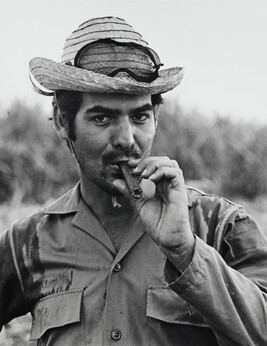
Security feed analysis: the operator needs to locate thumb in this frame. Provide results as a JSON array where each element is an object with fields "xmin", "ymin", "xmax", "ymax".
[{"xmin": 113, "ymin": 179, "xmax": 130, "ymax": 196}]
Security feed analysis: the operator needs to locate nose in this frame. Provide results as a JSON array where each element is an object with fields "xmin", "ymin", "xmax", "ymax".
[{"xmin": 111, "ymin": 118, "xmax": 135, "ymax": 149}]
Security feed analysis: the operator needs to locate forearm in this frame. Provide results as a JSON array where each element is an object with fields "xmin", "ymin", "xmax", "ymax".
[
  {"xmin": 162, "ymin": 236, "xmax": 267, "ymax": 346},
  {"xmin": 159, "ymin": 235, "xmax": 196, "ymax": 274}
]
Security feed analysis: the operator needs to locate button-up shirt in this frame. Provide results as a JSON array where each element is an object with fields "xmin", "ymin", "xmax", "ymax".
[{"xmin": 0, "ymin": 183, "xmax": 266, "ymax": 345}]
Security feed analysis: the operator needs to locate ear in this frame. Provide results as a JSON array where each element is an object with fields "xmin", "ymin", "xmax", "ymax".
[{"xmin": 52, "ymin": 103, "xmax": 69, "ymax": 140}]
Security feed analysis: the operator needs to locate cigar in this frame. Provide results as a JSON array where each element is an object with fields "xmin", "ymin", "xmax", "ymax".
[{"xmin": 119, "ymin": 162, "xmax": 142, "ymax": 199}]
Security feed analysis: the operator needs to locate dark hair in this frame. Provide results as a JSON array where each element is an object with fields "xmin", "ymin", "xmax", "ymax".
[
  {"xmin": 53, "ymin": 91, "xmax": 163, "ymax": 140},
  {"xmin": 53, "ymin": 90, "xmax": 82, "ymax": 140}
]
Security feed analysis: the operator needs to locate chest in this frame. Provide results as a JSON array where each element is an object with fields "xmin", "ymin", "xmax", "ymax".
[{"xmin": 101, "ymin": 215, "xmax": 132, "ymax": 250}]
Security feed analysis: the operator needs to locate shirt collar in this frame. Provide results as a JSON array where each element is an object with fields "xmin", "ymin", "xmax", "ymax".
[
  {"xmin": 45, "ymin": 181, "xmax": 193, "ymax": 215},
  {"xmin": 186, "ymin": 186, "xmax": 194, "ymax": 208},
  {"xmin": 45, "ymin": 182, "xmax": 81, "ymax": 214}
]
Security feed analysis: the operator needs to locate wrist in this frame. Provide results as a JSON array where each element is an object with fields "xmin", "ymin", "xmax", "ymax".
[{"xmin": 160, "ymin": 235, "xmax": 196, "ymax": 273}]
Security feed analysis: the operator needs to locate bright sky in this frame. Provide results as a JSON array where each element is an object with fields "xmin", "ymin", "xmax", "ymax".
[{"xmin": 1, "ymin": 0, "xmax": 267, "ymax": 123}]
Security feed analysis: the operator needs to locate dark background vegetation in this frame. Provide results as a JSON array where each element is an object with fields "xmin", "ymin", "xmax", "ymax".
[{"xmin": 0, "ymin": 98, "xmax": 267, "ymax": 206}]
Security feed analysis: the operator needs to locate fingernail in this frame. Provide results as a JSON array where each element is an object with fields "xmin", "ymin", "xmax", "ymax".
[
  {"xmin": 141, "ymin": 169, "xmax": 147, "ymax": 176},
  {"xmin": 149, "ymin": 173, "xmax": 155, "ymax": 180}
]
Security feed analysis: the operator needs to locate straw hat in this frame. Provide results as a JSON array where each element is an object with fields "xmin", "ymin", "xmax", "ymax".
[{"xmin": 29, "ymin": 16, "xmax": 184, "ymax": 96}]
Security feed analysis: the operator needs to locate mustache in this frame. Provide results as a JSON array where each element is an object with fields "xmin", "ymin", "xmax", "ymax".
[{"xmin": 102, "ymin": 147, "xmax": 143, "ymax": 163}]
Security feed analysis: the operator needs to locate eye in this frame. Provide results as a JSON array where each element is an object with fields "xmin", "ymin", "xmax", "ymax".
[
  {"xmin": 132, "ymin": 113, "xmax": 150, "ymax": 124},
  {"xmin": 93, "ymin": 115, "xmax": 113, "ymax": 125}
]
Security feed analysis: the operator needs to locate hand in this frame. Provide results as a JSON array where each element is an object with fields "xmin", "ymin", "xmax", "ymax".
[{"xmin": 113, "ymin": 156, "xmax": 194, "ymax": 251}]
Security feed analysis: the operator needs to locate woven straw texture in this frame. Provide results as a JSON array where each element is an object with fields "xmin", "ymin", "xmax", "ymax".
[
  {"xmin": 30, "ymin": 57, "xmax": 184, "ymax": 94},
  {"xmin": 29, "ymin": 16, "xmax": 184, "ymax": 95},
  {"xmin": 62, "ymin": 17, "xmax": 148, "ymax": 64}
]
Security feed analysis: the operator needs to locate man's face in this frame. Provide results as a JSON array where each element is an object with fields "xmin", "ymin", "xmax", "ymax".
[{"xmin": 72, "ymin": 92, "xmax": 157, "ymax": 195}]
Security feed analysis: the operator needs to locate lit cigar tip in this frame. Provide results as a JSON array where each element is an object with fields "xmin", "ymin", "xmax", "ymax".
[
  {"xmin": 132, "ymin": 187, "xmax": 142, "ymax": 199},
  {"xmin": 119, "ymin": 162, "xmax": 143, "ymax": 199}
]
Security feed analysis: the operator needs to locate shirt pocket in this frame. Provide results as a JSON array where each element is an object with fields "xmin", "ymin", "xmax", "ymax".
[
  {"xmin": 30, "ymin": 289, "xmax": 83, "ymax": 341},
  {"xmin": 146, "ymin": 286, "xmax": 208, "ymax": 327}
]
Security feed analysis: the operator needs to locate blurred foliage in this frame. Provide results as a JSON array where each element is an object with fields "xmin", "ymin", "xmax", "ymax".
[
  {"xmin": 153, "ymin": 101, "xmax": 267, "ymax": 199},
  {"xmin": 0, "ymin": 98, "xmax": 267, "ymax": 205},
  {"xmin": 0, "ymin": 100, "xmax": 79, "ymax": 204}
]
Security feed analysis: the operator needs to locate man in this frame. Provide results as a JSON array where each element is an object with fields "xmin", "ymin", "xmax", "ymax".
[{"xmin": 0, "ymin": 16, "xmax": 266, "ymax": 345}]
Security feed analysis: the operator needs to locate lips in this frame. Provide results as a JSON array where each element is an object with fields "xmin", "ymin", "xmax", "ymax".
[
  {"xmin": 106, "ymin": 159, "xmax": 129, "ymax": 178},
  {"xmin": 106, "ymin": 161, "xmax": 124, "ymax": 174}
]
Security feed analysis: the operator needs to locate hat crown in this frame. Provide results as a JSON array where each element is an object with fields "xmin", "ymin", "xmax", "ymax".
[
  {"xmin": 61, "ymin": 16, "xmax": 149, "ymax": 64},
  {"xmin": 29, "ymin": 16, "xmax": 184, "ymax": 96}
]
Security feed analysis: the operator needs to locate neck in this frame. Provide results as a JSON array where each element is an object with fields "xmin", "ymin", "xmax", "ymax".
[{"xmin": 80, "ymin": 172, "xmax": 135, "ymax": 218}]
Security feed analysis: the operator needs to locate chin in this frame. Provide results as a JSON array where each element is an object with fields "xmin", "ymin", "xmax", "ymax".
[
  {"xmin": 95, "ymin": 179, "xmax": 123, "ymax": 196},
  {"xmin": 104, "ymin": 185, "xmax": 123, "ymax": 196}
]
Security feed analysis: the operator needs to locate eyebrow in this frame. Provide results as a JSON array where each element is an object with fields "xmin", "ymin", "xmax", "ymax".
[
  {"xmin": 85, "ymin": 105, "xmax": 120, "ymax": 116},
  {"xmin": 129, "ymin": 104, "xmax": 154, "ymax": 115},
  {"xmin": 84, "ymin": 103, "xmax": 154, "ymax": 116}
]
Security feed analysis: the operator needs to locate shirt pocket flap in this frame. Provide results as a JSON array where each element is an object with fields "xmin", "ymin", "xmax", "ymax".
[
  {"xmin": 30, "ymin": 289, "xmax": 83, "ymax": 340},
  {"xmin": 147, "ymin": 287, "xmax": 208, "ymax": 327}
]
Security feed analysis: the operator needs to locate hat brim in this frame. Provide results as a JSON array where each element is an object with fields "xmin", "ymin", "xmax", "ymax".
[{"xmin": 29, "ymin": 57, "xmax": 184, "ymax": 95}]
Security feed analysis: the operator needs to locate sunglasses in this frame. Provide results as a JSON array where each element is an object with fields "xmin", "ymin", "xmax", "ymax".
[{"xmin": 73, "ymin": 39, "xmax": 163, "ymax": 83}]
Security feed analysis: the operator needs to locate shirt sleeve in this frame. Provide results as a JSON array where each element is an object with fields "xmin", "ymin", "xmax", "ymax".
[
  {"xmin": 162, "ymin": 213, "xmax": 267, "ymax": 346},
  {"xmin": 0, "ymin": 229, "xmax": 28, "ymax": 330}
]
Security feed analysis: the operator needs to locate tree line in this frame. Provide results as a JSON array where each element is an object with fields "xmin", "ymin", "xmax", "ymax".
[{"xmin": 0, "ymin": 98, "xmax": 266, "ymax": 205}]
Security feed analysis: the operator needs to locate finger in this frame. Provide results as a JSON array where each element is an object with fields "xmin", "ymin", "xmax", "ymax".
[
  {"xmin": 129, "ymin": 156, "xmax": 167, "ymax": 169},
  {"xmin": 132, "ymin": 157, "xmax": 178, "ymax": 176},
  {"xmin": 135, "ymin": 156, "xmax": 169, "ymax": 171},
  {"xmin": 141, "ymin": 162, "xmax": 158, "ymax": 178},
  {"xmin": 140, "ymin": 179, "xmax": 156, "ymax": 200},
  {"xmin": 112, "ymin": 179, "xmax": 131, "ymax": 196},
  {"xmin": 153, "ymin": 168, "xmax": 187, "ymax": 204},
  {"xmin": 148, "ymin": 167, "xmax": 179, "ymax": 183}
]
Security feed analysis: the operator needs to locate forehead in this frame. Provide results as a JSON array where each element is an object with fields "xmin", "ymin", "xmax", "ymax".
[{"xmin": 79, "ymin": 93, "xmax": 152, "ymax": 112}]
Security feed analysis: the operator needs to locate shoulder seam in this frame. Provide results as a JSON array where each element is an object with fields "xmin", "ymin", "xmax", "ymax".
[
  {"xmin": 186, "ymin": 186, "xmax": 243, "ymax": 209},
  {"xmin": 213, "ymin": 205, "xmax": 240, "ymax": 252}
]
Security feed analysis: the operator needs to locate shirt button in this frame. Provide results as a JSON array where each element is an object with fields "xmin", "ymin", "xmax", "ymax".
[
  {"xmin": 113, "ymin": 263, "xmax": 121, "ymax": 272},
  {"xmin": 111, "ymin": 328, "xmax": 122, "ymax": 340}
]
